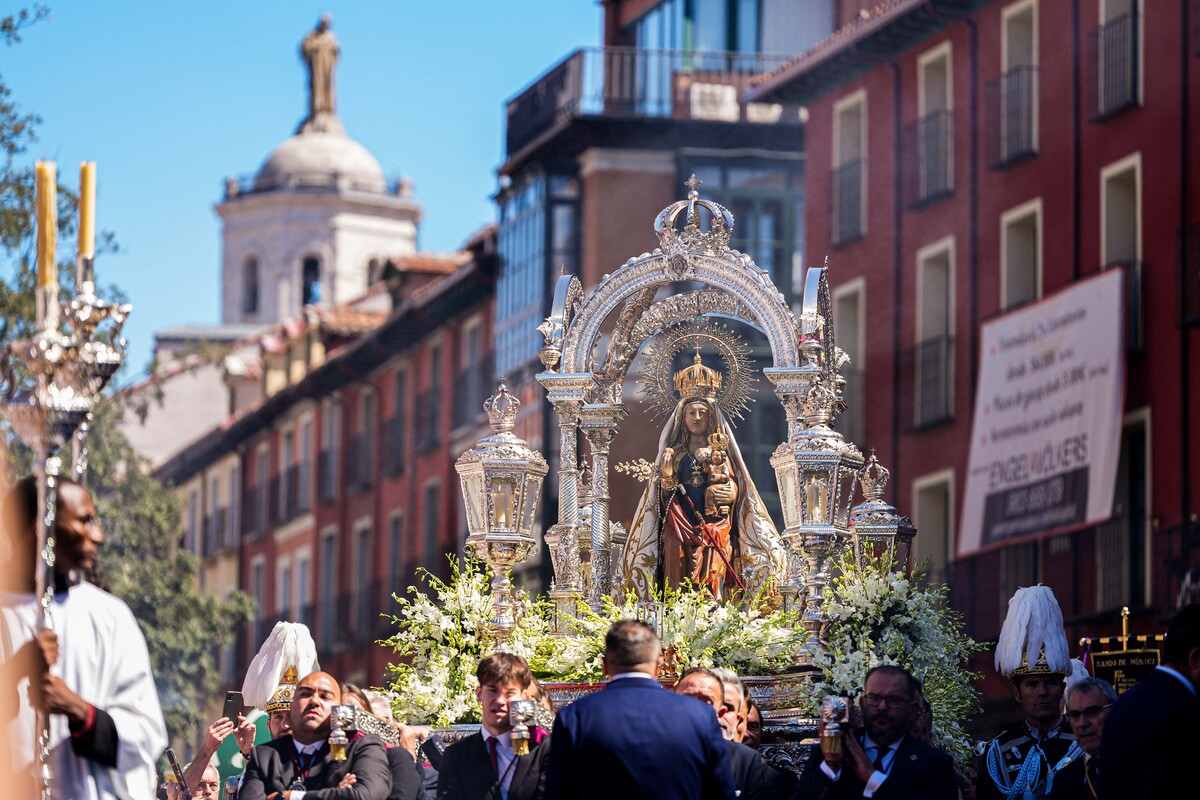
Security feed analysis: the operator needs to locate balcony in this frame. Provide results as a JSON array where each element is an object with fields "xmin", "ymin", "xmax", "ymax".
[
  {"xmin": 904, "ymin": 335, "xmax": 955, "ymax": 430},
  {"xmin": 317, "ymin": 449, "xmax": 337, "ymax": 505},
  {"xmin": 1182, "ymin": 223, "xmax": 1200, "ymax": 327},
  {"xmin": 505, "ymin": 47, "xmax": 798, "ymax": 157},
  {"xmin": 267, "ymin": 475, "xmax": 282, "ymax": 528},
  {"xmin": 830, "ymin": 159, "xmax": 864, "ymax": 247},
  {"xmin": 202, "ymin": 514, "xmax": 219, "ymax": 558},
  {"xmin": 452, "ymin": 353, "xmax": 495, "ymax": 430},
  {"xmin": 414, "ymin": 390, "xmax": 440, "ymax": 454},
  {"xmin": 1088, "ymin": 13, "xmax": 1141, "ymax": 122},
  {"xmin": 242, "ymin": 485, "xmax": 265, "ymax": 540},
  {"xmin": 1105, "ymin": 260, "xmax": 1144, "ymax": 355},
  {"xmin": 382, "ymin": 416, "xmax": 405, "ymax": 476},
  {"xmin": 346, "ymin": 435, "xmax": 374, "ymax": 493},
  {"xmin": 985, "ymin": 66, "xmax": 1038, "ymax": 169},
  {"xmin": 903, "ymin": 109, "xmax": 954, "ymax": 207}
]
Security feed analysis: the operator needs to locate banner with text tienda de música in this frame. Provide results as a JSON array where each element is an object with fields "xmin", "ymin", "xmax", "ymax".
[{"xmin": 958, "ymin": 269, "xmax": 1124, "ymax": 557}]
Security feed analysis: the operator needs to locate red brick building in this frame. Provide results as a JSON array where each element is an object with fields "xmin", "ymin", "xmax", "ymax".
[
  {"xmin": 751, "ymin": 0, "xmax": 1200, "ymax": 725},
  {"xmin": 156, "ymin": 231, "xmax": 497, "ymax": 687}
]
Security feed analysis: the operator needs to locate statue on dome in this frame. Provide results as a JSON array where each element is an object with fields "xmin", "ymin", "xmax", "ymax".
[
  {"xmin": 621, "ymin": 331, "xmax": 787, "ymax": 603},
  {"xmin": 300, "ymin": 14, "xmax": 340, "ymax": 126}
]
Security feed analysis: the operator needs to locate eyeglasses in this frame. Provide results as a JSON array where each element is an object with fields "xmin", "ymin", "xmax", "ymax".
[
  {"xmin": 862, "ymin": 693, "xmax": 911, "ymax": 709},
  {"xmin": 1065, "ymin": 703, "xmax": 1112, "ymax": 723}
]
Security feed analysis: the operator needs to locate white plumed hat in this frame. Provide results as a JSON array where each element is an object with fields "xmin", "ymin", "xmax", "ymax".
[
  {"xmin": 996, "ymin": 585, "xmax": 1070, "ymax": 679},
  {"xmin": 242, "ymin": 621, "xmax": 320, "ymax": 712}
]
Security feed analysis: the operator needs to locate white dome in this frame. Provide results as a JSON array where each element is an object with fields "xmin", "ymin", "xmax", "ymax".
[{"xmin": 254, "ymin": 130, "xmax": 386, "ymax": 193}]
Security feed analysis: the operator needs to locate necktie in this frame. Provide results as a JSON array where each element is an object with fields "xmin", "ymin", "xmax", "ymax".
[
  {"xmin": 872, "ymin": 745, "xmax": 889, "ymax": 773},
  {"xmin": 1086, "ymin": 759, "xmax": 1099, "ymax": 795},
  {"xmin": 488, "ymin": 737, "xmax": 500, "ymax": 777}
]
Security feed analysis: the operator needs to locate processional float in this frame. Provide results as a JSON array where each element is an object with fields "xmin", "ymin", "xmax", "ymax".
[
  {"xmin": 2, "ymin": 162, "xmax": 131, "ymax": 799},
  {"xmin": 456, "ymin": 178, "xmax": 918, "ymax": 750}
]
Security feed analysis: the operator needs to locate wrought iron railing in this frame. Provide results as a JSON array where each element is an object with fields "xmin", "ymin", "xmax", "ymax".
[
  {"xmin": 1105, "ymin": 260, "xmax": 1144, "ymax": 355},
  {"xmin": 318, "ymin": 450, "xmax": 337, "ymax": 505},
  {"xmin": 985, "ymin": 66, "xmax": 1038, "ymax": 168},
  {"xmin": 903, "ymin": 109, "xmax": 954, "ymax": 206},
  {"xmin": 281, "ymin": 466, "xmax": 298, "ymax": 521},
  {"xmin": 904, "ymin": 335, "xmax": 955, "ymax": 429},
  {"xmin": 223, "ymin": 172, "xmax": 408, "ymax": 200},
  {"xmin": 414, "ymin": 390, "xmax": 440, "ymax": 454},
  {"xmin": 831, "ymin": 159, "xmax": 865, "ymax": 247},
  {"xmin": 346, "ymin": 434, "xmax": 373, "ymax": 492},
  {"xmin": 505, "ymin": 47, "xmax": 799, "ymax": 156},
  {"xmin": 202, "ymin": 514, "xmax": 218, "ymax": 558},
  {"xmin": 1088, "ymin": 13, "xmax": 1140, "ymax": 122},
  {"xmin": 267, "ymin": 475, "xmax": 282, "ymax": 527},
  {"xmin": 1182, "ymin": 223, "xmax": 1200, "ymax": 327},
  {"xmin": 242, "ymin": 485, "xmax": 265, "ymax": 540},
  {"xmin": 382, "ymin": 415, "xmax": 405, "ymax": 476}
]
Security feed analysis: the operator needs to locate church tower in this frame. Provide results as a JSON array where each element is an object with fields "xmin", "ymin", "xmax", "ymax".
[{"xmin": 216, "ymin": 15, "xmax": 421, "ymax": 325}]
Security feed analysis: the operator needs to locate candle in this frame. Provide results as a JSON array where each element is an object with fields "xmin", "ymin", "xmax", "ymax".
[
  {"xmin": 78, "ymin": 161, "xmax": 96, "ymax": 259},
  {"xmin": 35, "ymin": 161, "xmax": 56, "ymax": 290}
]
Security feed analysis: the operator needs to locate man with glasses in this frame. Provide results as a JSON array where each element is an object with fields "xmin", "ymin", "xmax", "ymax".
[
  {"xmin": 798, "ymin": 665, "xmax": 955, "ymax": 800},
  {"xmin": 1051, "ymin": 677, "xmax": 1115, "ymax": 799},
  {"xmin": 166, "ymin": 764, "xmax": 223, "ymax": 800}
]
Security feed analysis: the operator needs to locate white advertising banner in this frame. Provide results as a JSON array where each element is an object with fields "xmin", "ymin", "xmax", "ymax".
[{"xmin": 958, "ymin": 270, "xmax": 1124, "ymax": 557}]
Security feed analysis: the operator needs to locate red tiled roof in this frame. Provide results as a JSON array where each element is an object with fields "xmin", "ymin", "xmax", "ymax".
[
  {"xmin": 317, "ymin": 307, "xmax": 386, "ymax": 337},
  {"xmin": 387, "ymin": 252, "xmax": 471, "ymax": 274}
]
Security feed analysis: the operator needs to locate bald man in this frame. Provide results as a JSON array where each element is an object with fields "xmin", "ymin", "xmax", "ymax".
[{"xmin": 239, "ymin": 672, "xmax": 392, "ymax": 800}]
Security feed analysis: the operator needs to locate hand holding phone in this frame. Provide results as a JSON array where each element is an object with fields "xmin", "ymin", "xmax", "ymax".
[{"xmin": 223, "ymin": 690, "xmax": 244, "ymax": 724}]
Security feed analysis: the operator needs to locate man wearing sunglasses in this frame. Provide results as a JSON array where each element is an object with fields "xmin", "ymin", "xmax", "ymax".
[{"xmin": 798, "ymin": 665, "xmax": 955, "ymax": 800}]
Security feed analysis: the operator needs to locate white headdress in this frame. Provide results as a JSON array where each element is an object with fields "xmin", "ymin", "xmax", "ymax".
[
  {"xmin": 242, "ymin": 621, "xmax": 320, "ymax": 712},
  {"xmin": 996, "ymin": 584, "xmax": 1071, "ymax": 678}
]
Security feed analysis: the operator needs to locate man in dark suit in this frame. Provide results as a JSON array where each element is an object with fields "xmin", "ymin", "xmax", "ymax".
[
  {"xmin": 240, "ymin": 671, "xmax": 392, "ymax": 800},
  {"xmin": 797, "ymin": 665, "xmax": 956, "ymax": 800},
  {"xmin": 436, "ymin": 652, "xmax": 549, "ymax": 800},
  {"xmin": 1050, "ymin": 677, "xmax": 1115, "ymax": 800},
  {"xmin": 674, "ymin": 667, "xmax": 763, "ymax": 799},
  {"xmin": 545, "ymin": 619, "xmax": 735, "ymax": 800},
  {"xmin": 1098, "ymin": 603, "xmax": 1200, "ymax": 800}
]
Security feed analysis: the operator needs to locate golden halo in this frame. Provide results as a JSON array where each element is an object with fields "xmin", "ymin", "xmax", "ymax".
[{"xmin": 637, "ymin": 319, "xmax": 756, "ymax": 424}]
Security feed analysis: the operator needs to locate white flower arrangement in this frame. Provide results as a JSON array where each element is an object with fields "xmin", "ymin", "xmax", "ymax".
[
  {"xmin": 809, "ymin": 551, "xmax": 984, "ymax": 768},
  {"xmin": 381, "ymin": 558, "xmax": 806, "ymax": 724}
]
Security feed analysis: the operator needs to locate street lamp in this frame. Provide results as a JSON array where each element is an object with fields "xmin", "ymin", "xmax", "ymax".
[{"xmin": 455, "ymin": 381, "xmax": 549, "ymax": 640}]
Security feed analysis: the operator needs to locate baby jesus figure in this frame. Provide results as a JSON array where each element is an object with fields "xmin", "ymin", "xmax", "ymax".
[{"xmin": 701, "ymin": 431, "xmax": 733, "ymax": 519}]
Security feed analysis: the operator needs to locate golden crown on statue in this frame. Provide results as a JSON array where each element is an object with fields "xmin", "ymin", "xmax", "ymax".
[{"xmin": 673, "ymin": 349, "xmax": 723, "ymax": 399}]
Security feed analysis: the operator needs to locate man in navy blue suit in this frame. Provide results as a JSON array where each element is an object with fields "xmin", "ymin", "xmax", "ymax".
[
  {"xmin": 544, "ymin": 620, "xmax": 735, "ymax": 800},
  {"xmin": 1098, "ymin": 603, "xmax": 1200, "ymax": 800}
]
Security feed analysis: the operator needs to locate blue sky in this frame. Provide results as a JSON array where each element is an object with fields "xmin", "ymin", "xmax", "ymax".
[{"xmin": 4, "ymin": 1, "xmax": 599, "ymax": 377}]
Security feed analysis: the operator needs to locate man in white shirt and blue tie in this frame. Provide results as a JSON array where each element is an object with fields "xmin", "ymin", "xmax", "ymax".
[{"xmin": 797, "ymin": 665, "xmax": 956, "ymax": 800}]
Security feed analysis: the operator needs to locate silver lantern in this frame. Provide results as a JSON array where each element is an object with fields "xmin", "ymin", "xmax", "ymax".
[{"xmin": 455, "ymin": 381, "xmax": 549, "ymax": 640}]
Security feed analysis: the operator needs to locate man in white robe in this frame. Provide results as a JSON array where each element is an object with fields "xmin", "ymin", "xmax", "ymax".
[{"xmin": 2, "ymin": 476, "xmax": 167, "ymax": 799}]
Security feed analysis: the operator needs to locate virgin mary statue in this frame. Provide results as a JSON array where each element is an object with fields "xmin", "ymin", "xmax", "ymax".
[{"xmin": 622, "ymin": 353, "xmax": 787, "ymax": 601}]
